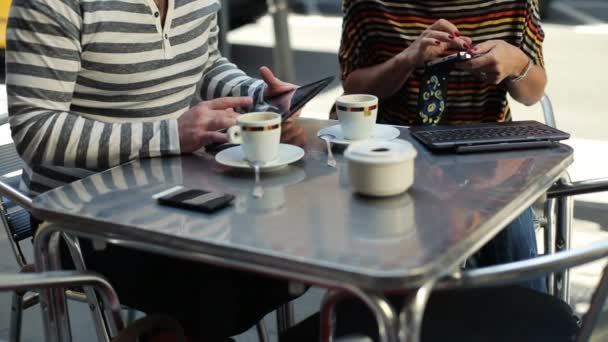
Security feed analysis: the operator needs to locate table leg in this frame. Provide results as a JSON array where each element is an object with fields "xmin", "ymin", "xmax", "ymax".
[
  {"xmin": 397, "ymin": 282, "xmax": 435, "ymax": 342},
  {"xmin": 544, "ymin": 197, "xmax": 557, "ymax": 296},
  {"xmin": 320, "ymin": 289, "xmax": 398, "ymax": 342},
  {"xmin": 555, "ymin": 174, "xmax": 573, "ymax": 304},
  {"xmin": 34, "ymin": 225, "xmax": 72, "ymax": 342}
]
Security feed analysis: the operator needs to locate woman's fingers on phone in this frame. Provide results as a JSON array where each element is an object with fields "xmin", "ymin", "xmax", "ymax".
[
  {"xmin": 424, "ymin": 30, "xmax": 453, "ymax": 43},
  {"xmin": 451, "ymin": 37, "xmax": 470, "ymax": 50},
  {"xmin": 429, "ymin": 19, "xmax": 460, "ymax": 35},
  {"xmin": 456, "ymin": 52, "xmax": 494, "ymax": 70},
  {"xmin": 468, "ymin": 40, "xmax": 497, "ymax": 55},
  {"xmin": 420, "ymin": 37, "xmax": 447, "ymax": 49}
]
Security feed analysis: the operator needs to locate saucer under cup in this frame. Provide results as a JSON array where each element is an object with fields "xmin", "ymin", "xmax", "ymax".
[
  {"xmin": 336, "ymin": 94, "xmax": 378, "ymax": 140},
  {"xmin": 215, "ymin": 144, "xmax": 305, "ymax": 172},
  {"xmin": 228, "ymin": 112, "xmax": 281, "ymax": 163}
]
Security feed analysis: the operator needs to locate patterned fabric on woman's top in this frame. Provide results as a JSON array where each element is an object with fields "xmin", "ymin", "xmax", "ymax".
[{"xmin": 339, "ymin": 0, "xmax": 545, "ymax": 126}]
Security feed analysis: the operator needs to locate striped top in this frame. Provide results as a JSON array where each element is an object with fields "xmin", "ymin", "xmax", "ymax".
[
  {"xmin": 6, "ymin": 0, "xmax": 267, "ymax": 195},
  {"xmin": 339, "ymin": 0, "xmax": 545, "ymax": 125}
]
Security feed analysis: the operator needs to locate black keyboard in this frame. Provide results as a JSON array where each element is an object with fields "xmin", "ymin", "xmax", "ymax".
[
  {"xmin": 410, "ymin": 120, "xmax": 570, "ymax": 152},
  {"xmin": 416, "ymin": 124, "xmax": 559, "ymax": 143}
]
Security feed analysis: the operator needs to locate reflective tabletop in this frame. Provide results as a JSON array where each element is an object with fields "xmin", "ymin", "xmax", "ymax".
[{"xmin": 32, "ymin": 118, "xmax": 573, "ymax": 290}]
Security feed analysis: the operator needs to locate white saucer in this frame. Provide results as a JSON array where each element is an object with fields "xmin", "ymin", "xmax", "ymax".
[
  {"xmin": 215, "ymin": 144, "xmax": 305, "ymax": 172},
  {"xmin": 317, "ymin": 124, "xmax": 401, "ymax": 146}
]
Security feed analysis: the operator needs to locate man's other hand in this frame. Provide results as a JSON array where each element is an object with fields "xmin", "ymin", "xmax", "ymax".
[{"xmin": 260, "ymin": 66, "xmax": 297, "ymax": 99}]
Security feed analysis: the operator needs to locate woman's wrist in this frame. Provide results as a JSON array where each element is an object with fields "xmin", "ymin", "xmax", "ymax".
[
  {"xmin": 510, "ymin": 49, "xmax": 532, "ymax": 79},
  {"xmin": 509, "ymin": 58, "xmax": 533, "ymax": 83},
  {"xmin": 398, "ymin": 47, "xmax": 423, "ymax": 68}
]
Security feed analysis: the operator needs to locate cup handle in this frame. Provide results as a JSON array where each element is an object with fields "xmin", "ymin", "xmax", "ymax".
[{"xmin": 227, "ymin": 126, "xmax": 243, "ymax": 144}]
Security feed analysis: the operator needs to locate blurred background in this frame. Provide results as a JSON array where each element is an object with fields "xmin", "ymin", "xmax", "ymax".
[{"xmin": 1, "ymin": 0, "xmax": 608, "ymax": 340}]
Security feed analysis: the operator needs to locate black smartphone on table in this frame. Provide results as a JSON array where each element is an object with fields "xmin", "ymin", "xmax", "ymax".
[{"xmin": 155, "ymin": 186, "xmax": 235, "ymax": 213}]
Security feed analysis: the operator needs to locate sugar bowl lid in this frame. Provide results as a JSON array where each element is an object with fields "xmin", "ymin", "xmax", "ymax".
[{"xmin": 344, "ymin": 139, "xmax": 417, "ymax": 164}]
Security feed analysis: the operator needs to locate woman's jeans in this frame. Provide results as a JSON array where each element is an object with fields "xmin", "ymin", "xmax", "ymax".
[{"xmin": 472, "ymin": 207, "xmax": 547, "ymax": 292}]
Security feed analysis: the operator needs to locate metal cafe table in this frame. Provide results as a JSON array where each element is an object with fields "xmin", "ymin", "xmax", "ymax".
[{"xmin": 31, "ymin": 118, "xmax": 574, "ymax": 342}]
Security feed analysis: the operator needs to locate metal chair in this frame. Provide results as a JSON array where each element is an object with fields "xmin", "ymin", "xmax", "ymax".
[
  {"xmin": 537, "ymin": 94, "xmax": 574, "ymax": 302},
  {"xmin": 0, "ymin": 139, "xmax": 131, "ymax": 341},
  {"xmin": 0, "ymin": 270, "xmax": 124, "ymax": 341}
]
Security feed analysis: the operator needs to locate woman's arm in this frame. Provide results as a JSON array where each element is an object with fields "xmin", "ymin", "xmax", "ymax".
[
  {"xmin": 343, "ymin": 50, "xmax": 418, "ymax": 99},
  {"xmin": 341, "ymin": 19, "xmax": 470, "ymax": 99},
  {"xmin": 506, "ymin": 58, "xmax": 547, "ymax": 106},
  {"xmin": 457, "ymin": 41, "xmax": 547, "ymax": 106}
]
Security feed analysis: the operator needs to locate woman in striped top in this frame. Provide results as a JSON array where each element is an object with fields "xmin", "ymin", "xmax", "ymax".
[
  {"xmin": 338, "ymin": 0, "xmax": 547, "ymax": 292},
  {"xmin": 339, "ymin": 0, "xmax": 546, "ymax": 125}
]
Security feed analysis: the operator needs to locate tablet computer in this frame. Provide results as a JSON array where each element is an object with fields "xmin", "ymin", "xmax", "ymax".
[
  {"xmin": 265, "ymin": 75, "xmax": 335, "ymax": 120},
  {"xmin": 206, "ymin": 76, "xmax": 335, "ymax": 153}
]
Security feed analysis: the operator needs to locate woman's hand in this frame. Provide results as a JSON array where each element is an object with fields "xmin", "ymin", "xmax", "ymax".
[
  {"xmin": 343, "ymin": 19, "xmax": 472, "ymax": 99},
  {"xmin": 456, "ymin": 40, "xmax": 531, "ymax": 84},
  {"xmin": 401, "ymin": 19, "xmax": 472, "ymax": 67}
]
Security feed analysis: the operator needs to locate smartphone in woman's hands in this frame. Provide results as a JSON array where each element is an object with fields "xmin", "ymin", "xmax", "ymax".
[{"xmin": 426, "ymin": 51, "xmax": 472, "ymax": 69}]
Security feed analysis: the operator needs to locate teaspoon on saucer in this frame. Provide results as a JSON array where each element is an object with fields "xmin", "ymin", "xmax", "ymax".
[
  {"xmin": 319, "ymin": 134, "xmax": 337, "ymax": 167},
  {"xmin": 247, "ymin": 160, "xmax": 264, "ymax": 198}
]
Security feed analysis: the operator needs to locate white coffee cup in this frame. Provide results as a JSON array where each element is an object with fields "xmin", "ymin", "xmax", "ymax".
[
  {"xmin": 336, "ymin": 94, "xmax": 378, "ymax": 140},
  {"xmin": 228, "ymin": 112, "xmax": 281, "ymax": 163}
]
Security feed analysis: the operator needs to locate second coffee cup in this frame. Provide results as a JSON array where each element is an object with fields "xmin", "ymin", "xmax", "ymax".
[
  {"xmin": 228, "ymin": 112, "xmax": 282, "ymax": 163},
  {"xmin": 336, "ymin": 94, "xmax": 378, "ymax": 140}
]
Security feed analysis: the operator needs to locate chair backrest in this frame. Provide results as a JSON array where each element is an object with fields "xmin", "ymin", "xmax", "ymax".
[
  {"xmin": 0, "ymin": 141, "xmax": 32, "ymax": 266},
  {"xmin": 541, "ymin": 94, "xmax": 556, "ymax": 128}
]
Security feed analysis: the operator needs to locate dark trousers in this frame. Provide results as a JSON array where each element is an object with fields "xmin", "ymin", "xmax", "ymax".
[
  {"xmin": 72, "ymin": 242, "xmax": 297, "ymax": 341},
  {"xmin": 471, "ymin": 207, "xmax": 547, "ymax": 292},
  {"xmin": 31, "ymin": 215, "xmax": 298, "ymax": 341}
]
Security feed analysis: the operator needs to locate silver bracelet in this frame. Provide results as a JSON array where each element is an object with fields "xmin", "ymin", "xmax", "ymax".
[{"xmin": 509, "ymin": 58, "xmax": 534, "ymax": 83}]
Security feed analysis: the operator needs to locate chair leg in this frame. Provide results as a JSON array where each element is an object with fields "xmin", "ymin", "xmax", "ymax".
[
  {"xmin": 126, "ymin": 308, "xmax": 138, "ymax": 325},
  {"xmin": 9, "ymin": 292, "xmax": 23, "ymax": 342},
  {"xmin": 544, "ymin": 198, "xmax": 557, "ymax": 296},
  {"xmin": 256, "ymin": 320, "xmax": 269, "ymax": 342},
  {"xmin": 276, "ymin": 302, "xmax": 295, "ymax": 341}
]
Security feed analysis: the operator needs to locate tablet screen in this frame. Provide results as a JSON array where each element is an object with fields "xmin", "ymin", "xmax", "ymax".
[{"xmin": 266, "ymin": 76, "xmax": 334, "ymax": 121}]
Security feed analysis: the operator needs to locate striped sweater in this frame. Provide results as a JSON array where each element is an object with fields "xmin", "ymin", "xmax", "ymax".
[
  {"xmin": 6, "ymin": 0, "xmax": 267, "ymax": 195},
  {"xmin": 339, "ymin": 0, "xmax": 545, "ymax": 125}
]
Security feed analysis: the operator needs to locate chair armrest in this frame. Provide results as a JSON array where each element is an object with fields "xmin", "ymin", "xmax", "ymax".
[
  {"xmin": 335, "ymin": 336, "xmax": 374, "ymax": 342},
  {"xmin": 547, "ymin": 178, "xmax": 608, "ymax": 198},
  {"xmin": 0, "ymin": 178, "xmax": 32, "ymax": 211},
  {"xmin": 437, "ymin": 239, "xmax": 608, "ymax": 289},
  {"xmin": 0, "ymin": 271, "xmax": 124, "ymax": 332}
]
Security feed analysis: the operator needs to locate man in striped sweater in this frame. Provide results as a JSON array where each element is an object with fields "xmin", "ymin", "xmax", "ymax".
[{"xmin": 6, "ymin": 0, "xmax": 300, "ymax": 340}]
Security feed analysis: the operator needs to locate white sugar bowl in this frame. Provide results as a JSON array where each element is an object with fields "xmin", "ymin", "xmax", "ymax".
[{"xmin": 344, "ymin": 140, "xmax": 418, "ymax": 197}]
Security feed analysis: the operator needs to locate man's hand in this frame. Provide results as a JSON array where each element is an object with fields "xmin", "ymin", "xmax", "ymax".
[
  {"xmin": 260, "ymin": 66, "xmax": 297, "ymax": 99},
  {"xmin": 280, "ymin": 120, "xmax": 307, "ymax": 147},
  {"xmin": 178, "ymin": 97, "xmax": 253, "ymax": 153},
  {"xmin": 456, "ymin": 40, "xmax": 530, "ymax": 84}
]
